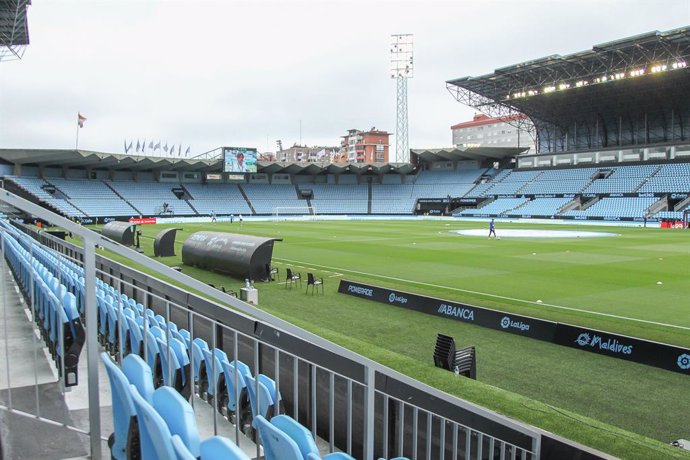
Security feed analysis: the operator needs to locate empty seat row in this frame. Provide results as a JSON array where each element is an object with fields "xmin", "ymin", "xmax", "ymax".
[
  {"xmin": 0, "ymin": 222, "xmax": 85, "ymax": 386},
  {"xmin": 102, "ymin": 352, "xmax": 250, "ymax": 459}
]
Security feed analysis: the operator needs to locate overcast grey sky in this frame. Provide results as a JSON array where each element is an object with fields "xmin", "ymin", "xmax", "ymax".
[{"xmin": 1, "ymin": 0, "xmax": 688, "ymax": 155}]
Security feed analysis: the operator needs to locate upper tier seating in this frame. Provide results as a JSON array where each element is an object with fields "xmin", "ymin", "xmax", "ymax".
[
  {"xmin": 243, "ymin": 184, "xmax": 304, "ymax": 214},
  {"xmin": 106, "ymin": 181, "xmax": 196, "ymax": 216},
  {"xmin": 307, "ymin": 184, "xmax": 368, "ymax": 214},
  {"xmin": 457, "ymin": 197, "xmax": 529, "ymax": 216},
  {"xmin": 45, "ymin": 178, "xmax": 137, "ymax": 216},
  {"xmin": 508, "ymin": 197, "xmax": 573, "ymax": 216},
  {"xmin": 7, "ymin": 176, "xmax": 85, "ymax": 217},
  {"xmin": 563, "ymin": 197, "xmax": 657, "ymax": 218},
  {"xmin": 183, "ymin": 183, "xmax": 252, "ymax": 215}
]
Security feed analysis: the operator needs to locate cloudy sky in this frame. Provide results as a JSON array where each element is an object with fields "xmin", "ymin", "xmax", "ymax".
[{"xmin": 1, "ymin": 0, "xmax": 688, "ymax": 156}]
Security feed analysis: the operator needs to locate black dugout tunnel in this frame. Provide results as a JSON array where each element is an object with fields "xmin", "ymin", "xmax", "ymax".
[
  {"xmin": 101, "ymin": 221, "xmax": 136, "ymax": 246},
  {"xmin": 181, "ymin": 231, "xmax": 282, "ymax": 281},
  {"xmin": 154, "ymin": 228, "xmax": 182, "ymax": 257}
]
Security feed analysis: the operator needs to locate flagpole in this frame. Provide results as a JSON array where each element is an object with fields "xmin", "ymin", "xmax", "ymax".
[{"xmin": 75, "ymin": 113, "xmax": 80, "ymax": 150}]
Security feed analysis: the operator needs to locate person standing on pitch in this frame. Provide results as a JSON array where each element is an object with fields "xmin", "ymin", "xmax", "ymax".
[
  {"xmin": 488, "ymin": 218, "xmax": 497, "ymax": 238},
  {"xmin": 211, "ymin": 210, "xmax": 217, "ymax": 223}
]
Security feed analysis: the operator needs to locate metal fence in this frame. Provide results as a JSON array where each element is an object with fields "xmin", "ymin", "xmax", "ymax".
[{"xmin": 0, "ymin": 187, "xmax": 601, "ymax": 460}]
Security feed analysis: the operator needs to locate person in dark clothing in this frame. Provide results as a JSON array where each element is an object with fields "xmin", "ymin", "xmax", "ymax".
[{"xmin": 488, "ymin": 219, "xmax": 497, "ymax": 238}]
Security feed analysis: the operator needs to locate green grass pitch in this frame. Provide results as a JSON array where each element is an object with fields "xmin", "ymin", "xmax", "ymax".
[{"xmin": 102, "ymin": 219, "xmax": 690, "ymax": 459}]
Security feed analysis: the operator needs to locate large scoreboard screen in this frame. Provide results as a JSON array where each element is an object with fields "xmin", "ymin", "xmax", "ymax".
[{"xmin": 223, "ymin": 147, "xmax": 257, "ymax": 173}]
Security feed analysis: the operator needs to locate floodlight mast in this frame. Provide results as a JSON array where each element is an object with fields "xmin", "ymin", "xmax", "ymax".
[{"xmin": 391, "ymin": 34, "xmax": 413, "ymax": 163}]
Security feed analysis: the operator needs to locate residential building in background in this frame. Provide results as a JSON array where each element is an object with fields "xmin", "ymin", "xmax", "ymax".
[
  {"xmin": 274, "ymin": 144, "xmax": 340, "ymax": 163},
  {"xmin": 338, "ymin": 128, "xmax": 391, "ymax": 163},
  {"xmin": 451, "ymin": 114, "xmax": 534, "ymax": 152}
]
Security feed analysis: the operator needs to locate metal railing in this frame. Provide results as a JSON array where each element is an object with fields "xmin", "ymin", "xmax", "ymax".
[{"xmin": 0, "ymin": 187, "xmax": 576, "ymax": 459}]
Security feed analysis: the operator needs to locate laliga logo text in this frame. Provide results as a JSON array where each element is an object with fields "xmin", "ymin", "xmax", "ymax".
[
  {"xmin": 500, "ymin": 316, "xmax": 530, "ymax": 331},
  {"xmin": 388, "ymin": 292, "xmax": 408, "ymax": 304}
]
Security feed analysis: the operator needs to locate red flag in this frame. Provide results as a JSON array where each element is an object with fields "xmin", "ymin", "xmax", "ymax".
[{"xmin": 77, "ymin": 113, "xmax": 87, "ymax": 128}]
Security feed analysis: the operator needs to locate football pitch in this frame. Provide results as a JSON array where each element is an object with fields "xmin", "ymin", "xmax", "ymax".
[{"xmin": 110, "ymin": 219, "xmax": 690, "ymax": 459}]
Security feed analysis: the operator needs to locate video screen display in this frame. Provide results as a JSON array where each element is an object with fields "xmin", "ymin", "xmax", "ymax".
[{"xmin": 223, "ymin": 147, "xmax": 257, "ymax": 173}]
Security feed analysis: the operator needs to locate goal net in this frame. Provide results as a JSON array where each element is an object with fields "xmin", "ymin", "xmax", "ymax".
[{"xmin": 272, "ymin": 206, "xmax": 317, "ymax": 218}]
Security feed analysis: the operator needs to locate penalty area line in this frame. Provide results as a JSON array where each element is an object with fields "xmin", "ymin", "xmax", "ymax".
[{"xmin": 274, "ymin": 257, "xmax": 690, "ymax": 332}]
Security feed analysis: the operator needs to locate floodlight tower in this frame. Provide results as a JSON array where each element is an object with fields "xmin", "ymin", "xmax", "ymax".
[{"xmin": 390, "ymin": 34, "xmax": 413, "ymax": 163}]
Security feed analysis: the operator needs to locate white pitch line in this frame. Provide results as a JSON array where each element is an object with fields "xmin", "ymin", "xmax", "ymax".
[
  {"xmin": 274, "ymin": 257, "xmax": 690, "ymax": 332},
  {"xmin": 328, "ymin": 273, "xmax": 344, "ymax": 278}
]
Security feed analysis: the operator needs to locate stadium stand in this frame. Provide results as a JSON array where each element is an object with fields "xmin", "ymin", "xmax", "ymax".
[
  {"xmin": 45, "ymin": 178, "xmax": 137, "ymax": 217},
  {"xmin": 183, "ymin": 183, "xmax": 252, "ymax": 215},
  {"xmin": 306, "ymin": 184, "xmax": 368, "ymax": 214},
  {"xmin": 243, "ymin": 184, "xmax": 304, "ymax": 214},
  {"xmin": 507, "ymin": 197, "xmax": 573, "ymax": 216},
  {"xmin": 563, "ymin": 197, "xmax": 657, "ymax": 219},
  {"xmin": 458, "ymin": 197, "xmax": 529, "ymax": 216},
  {"xmin": 106, "ymin": 180, "xmax": 197, "ymax": 216},
  {"xmin": 6, "ymin": 176, "xmax": 86, "ymax": 217}
]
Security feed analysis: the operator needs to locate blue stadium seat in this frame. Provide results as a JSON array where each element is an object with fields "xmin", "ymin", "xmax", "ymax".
[
  {"xmin": 129, "ymin": 384, "xmax": 177, "ymax": 460},
  {"xmin": 122, "ymin": 354, "xmax": 155, "ymax": 403},
  {"xmin": 198, "ymin": 435, "xmax": 250, "ymax": 460},
  {"xmin": 272, "ymin": 415, "xmax": 356, "ymax": 460},
  {"xmin": 101, "ymin": 352, "xmax": 137, "ymax": 460},
  {"xmin": 152, "ymin": 386, "xmax": 201, "ymax": 457},
  {"xmin": 253, "ymin": 415, "xmax": 303, "ymax": 460}
]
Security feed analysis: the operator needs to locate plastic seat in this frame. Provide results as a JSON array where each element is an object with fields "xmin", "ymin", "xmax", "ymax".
[
  {"xmin": 191, "ymin": 338, "xmax": 209, "ymax": 387},
  {"xmin": 152, "ymin": 386, "xmax": 200, "ymax": 457},
  {"xmin": 285, "ymin": 268, "xmax": 302, "ymax": 288},
  {"xmin": 253, "ymin": 415, "xmax": 302, "ymax": 460},
  {"xmin": 310, "ymin": 454, "xmax": 357, "ymax": 460},
  {"xmin": 122, "ymin": 354, "xmax": 155, "ymax": 403},
  {"xmin": 100, "ymin": 352, "xmax": 137, "ymax": 460},
  {"xmin": 272, "ymin": 415, "xmax": 356, "ymax": 460},
  {"xmin": 245, "ymin": 374, "xmax": 275, "ymax": 422},
  {"xmin": 172, "ymin": 434, "xmax": 250, "ymax": 460},
  {"xmin": 129, "ymin": 384, "xmax": 176, "ymax": 460}
]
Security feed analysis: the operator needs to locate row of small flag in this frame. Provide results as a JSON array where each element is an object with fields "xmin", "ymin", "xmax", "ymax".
[
  {"xmin": 124, "ymin": 140, "xmax": 191, "ymax": 156},
  {"xmin": 76, "ymin": 113, "xmax": 192, "ymax": 157}
]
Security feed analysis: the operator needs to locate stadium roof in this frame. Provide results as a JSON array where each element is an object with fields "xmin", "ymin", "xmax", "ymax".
[
  {"xmin": 0, "ymin": 149, "xmax": 219, "ymax": 172},
  {"xmin": 0, "ymin": 0, "xmax": 31, "ymax": 61},
  {"xmin": 0, "ymin": 149, "xmax": 421, "ymax": 175},
  {"xmin": 410, "ymin": 147, "xmax": 527, "ymax": 162},
  {"xmin": 446, "ymin": 26, "xmax": 690, "ymax": 127},
  {"xmin": 0, "ymin": 147, "xmax": 525, "ymax": 175}
]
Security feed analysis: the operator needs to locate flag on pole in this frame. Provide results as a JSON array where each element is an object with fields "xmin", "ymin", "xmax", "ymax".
[
  {"xmin": 148, "ymin": 141, "xmax": 154, "ymax": 149},
  {"xmin": 136, "ymin": 140, "xmax": 141, "ymax": 152},
  {"xmin": 77, "ymin": 113, "xmax": 87, "ymax": 128},
  {"xmin": 126, "ymin": 140, "xmax": 133, "ymax": 153},
  {"xmin": 185, "ymin": 145, "xmax": 191, "ymax": 156},
  {"xmin": 178, "ymin": 145, "xmax": 182, "ymax": 156},
  {"xmin": 170, "ymin": 144, "xmax": 175, "ymax": 155}
]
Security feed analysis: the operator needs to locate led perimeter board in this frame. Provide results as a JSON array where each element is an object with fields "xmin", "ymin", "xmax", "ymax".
[{"xmin": 223, "ymin": 147, "xmax": 257, "ymax": 173}]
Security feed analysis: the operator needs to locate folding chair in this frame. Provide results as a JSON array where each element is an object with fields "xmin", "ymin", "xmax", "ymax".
[
  {"xmin": 305, "ymin": 273, "xmax": 324, "ymax": 295},
  {"xmin": 285, "ymin": 268, "xmax": 301, "ymax": 289}
]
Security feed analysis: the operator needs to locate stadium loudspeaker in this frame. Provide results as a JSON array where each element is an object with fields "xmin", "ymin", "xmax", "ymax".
[{"xmin": 433, "ymin": 333, "xmax": 456, "ymax": 371}]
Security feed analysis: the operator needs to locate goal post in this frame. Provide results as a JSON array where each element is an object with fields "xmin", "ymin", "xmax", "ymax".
[{"xmin": 272, "ymin": 206, "xmax": 317, "ymax": 217}]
